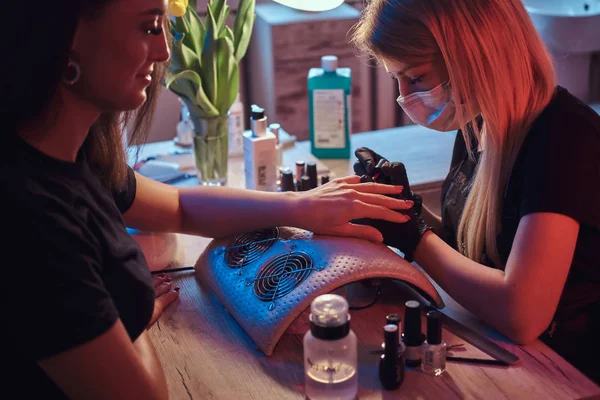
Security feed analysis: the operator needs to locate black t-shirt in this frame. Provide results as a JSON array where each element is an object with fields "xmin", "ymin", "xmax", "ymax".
[
  {"xmin": 1, "ymin": 136, "xmax": 154, "ymax": 398},
  {"xmin": 441, "ymin": 86, "xmax": 600, "ymax": 382}
]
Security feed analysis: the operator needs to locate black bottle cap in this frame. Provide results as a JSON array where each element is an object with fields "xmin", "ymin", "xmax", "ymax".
[
  {"xmin": 280, "ymin": 167, "xmax": 294, "ymax": 192},
  {"xmin": 426, "ymin": 310, "xmax": 443, "ymax": 345},
  {"xmin": 301, "ymin": 175, "xmax": 311, "ymax": 191},
  {"xmin": 306, "ymin": 162, "xmax": 318, "ymax": 189},
  {"xmin": 386, "ymin": 313, "xmax": 401, "ymax": 326},
  {"xmin": 310, "ymin": 320, "xmax": 350, "ymax": 341},
  {"xmin": 250, "ymin": 104, "xmax": 265, "ymax": 120},
  {"xmin": 402, "ymin": 300, "xmax": 424, "ymax": 346},
  {"xmin": 383, "ymin": 324, "xmax": 399, "ymax": 358},
  {"xmin": 295, "ymin": 160, "xmax": 305, "ymax": 181},
  {"xmin": 320, "ymin": 175, "xmax": 330, "ymax": 185}
]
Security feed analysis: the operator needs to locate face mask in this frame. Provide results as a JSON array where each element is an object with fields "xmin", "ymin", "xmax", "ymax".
[{"xmin": 396, "ymin": 82, "xmax": 459, "ymax": 132}]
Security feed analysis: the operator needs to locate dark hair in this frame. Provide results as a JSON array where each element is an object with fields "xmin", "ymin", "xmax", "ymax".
[{"xmin": 2, "ymin": 1, "xmax": 166, "ymax": 188}]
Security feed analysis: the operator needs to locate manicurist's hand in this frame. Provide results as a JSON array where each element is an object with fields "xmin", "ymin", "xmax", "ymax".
[{"xmin": 290, "ymin": 175, "xmax": 413, "ymax": 243}]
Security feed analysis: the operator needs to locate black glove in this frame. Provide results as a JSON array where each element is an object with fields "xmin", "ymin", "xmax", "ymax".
[
  {"xmin": 352, "ymin": 147, "xmax": 432, "ymax": 261},
  {"xmin": 354, "ymin": 147, "xmax": 411, "ymax": 195}
]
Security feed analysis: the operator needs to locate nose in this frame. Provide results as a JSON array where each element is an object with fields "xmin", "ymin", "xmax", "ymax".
[
  {"xmin": 398, "ymin": 80, "xmax": 416, "ymax": 98},
  {"xmin": 151, "ymin": 31, "xmax": 171, "ymax": 63}
]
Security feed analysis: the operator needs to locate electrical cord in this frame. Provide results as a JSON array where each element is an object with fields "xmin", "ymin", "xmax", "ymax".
[{"xmin": 348, "ymin": 285, "xmax": 382, "ymax": 310}]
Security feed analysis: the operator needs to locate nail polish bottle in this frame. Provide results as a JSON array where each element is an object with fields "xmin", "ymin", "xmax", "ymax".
[
  {"xmin": 422, "ymin": 310, "xmax": 447, "ymax": 376},
  {"xmin": 278, "ymin": 167, "xmax": 294, "ymax": 192},
  {"xmin": 320, "ymin": 175, "xmax": 330, "ymax": 185},
  {"xmin": 401, "ymin": 300, "xmax": 426, "ymax": 367},
  {"xmin": 306, "ymin": 161, "xmax": 318, "ymax": 189},
  {"xmin": 301, "ymin": 175, "xmax": 312, "ymax": 191},
  {"xmin": 295, "ymin": 160, "xmax": 306, "ymax": 191},
  {"xmin": 379, "ymin": 324, "xmax": 405, "ymax": 390}
]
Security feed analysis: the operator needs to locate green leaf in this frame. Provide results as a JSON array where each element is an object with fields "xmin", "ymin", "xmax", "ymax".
[
  {"xmin": 227, "ymin": 64, "xmax": 240, "ymax": 113},
  {"xmin": 167, "ymin": 70, "xmax": 219, "ymax": 117},
  {"xmin": 201, "ymin": 6, "xmax": 218, "ymax": 106},
  {"xmin": 187, "ymin": 7, "xmax": 206, "ymax": 57},
  {"xmin": 216, "ymin": 5, "xmax": 230, "ymax": 36},
  {"xmin": 167, "ymin": 75, "xmax": 205, "ymax": 116},
  {"xmin": 166, "ymin": 69, "xmax": 199, "ymax": 89},
  {"xmin": 174, "ymin": 15, "xmax": 189, "ymax": 34},
  {"xmin": 171, "ymin": 34, "xmax": 200, "ymax": 70},
  {"xmin": 233, "ymin": 0, "xmax": 252, "ymax": 51},
  {"xmin": 210, "ymin": 0, "xmax": 226, "ymax": 17},
  {"xmin": 223, "ymin": 25, "xmax": 234, "ymax": 42},
  {"xmin": 215, "ymin": 36, "xmax": 236, "ymax": 115},
  {"xmin": 233, "ymin": 0, "xmax": 255, "ymax": 62}
]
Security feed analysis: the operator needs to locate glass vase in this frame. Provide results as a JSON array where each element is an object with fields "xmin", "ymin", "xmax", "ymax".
[{"xmin": 189, "ymin": 114, "xmax": 229, "ymax": 186}]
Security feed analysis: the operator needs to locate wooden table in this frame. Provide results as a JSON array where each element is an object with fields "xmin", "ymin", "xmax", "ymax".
[{"xmin": 136, "ymin": 126, "xmax": 600, "ymax": 399}]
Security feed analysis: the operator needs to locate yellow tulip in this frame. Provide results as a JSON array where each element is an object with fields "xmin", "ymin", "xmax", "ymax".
[{"xmin": 169, "ymin": 0, "xmax": 188, "ymax": 17}]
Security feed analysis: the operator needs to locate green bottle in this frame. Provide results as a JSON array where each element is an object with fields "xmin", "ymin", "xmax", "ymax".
[{"xmin": 308, "ymin": 55, "xmax": 352, "ymax": 159}]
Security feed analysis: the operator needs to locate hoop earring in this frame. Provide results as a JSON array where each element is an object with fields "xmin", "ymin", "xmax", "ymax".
[{"xmin": 63, "ymin": 59, "xmax": 81, "ymax": 85}]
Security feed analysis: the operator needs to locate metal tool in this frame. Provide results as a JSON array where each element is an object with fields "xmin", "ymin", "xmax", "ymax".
[{"xmin": 428, "ymin": 307, "xmax": 520, "ymax": 365}]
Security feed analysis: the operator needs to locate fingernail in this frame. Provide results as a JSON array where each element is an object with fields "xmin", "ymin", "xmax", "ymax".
[
  {"xmin": 174, "ymin": 287, "xmax": 180, "ymax": 292},
  {"xmin": 396, "ymin": 186, "xmax": 403, "ymax": 191},
  {"xmin": 406, "ymin": 200, "xmax": 414, "ymax": 206}
]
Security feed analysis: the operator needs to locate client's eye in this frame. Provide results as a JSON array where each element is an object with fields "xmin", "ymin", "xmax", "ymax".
[{"xmin": 147, "ymin": 27, "xmax": 164, "ymax": 35}]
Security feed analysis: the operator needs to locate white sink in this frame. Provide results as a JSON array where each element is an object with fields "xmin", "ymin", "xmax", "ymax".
[
  {"xmin": 523, "ymin": 0, "xmax": 600, "ymax": 101},
  {"xmin": 525, "ymin": 0, "xmax": 600, "ymax": 53}
]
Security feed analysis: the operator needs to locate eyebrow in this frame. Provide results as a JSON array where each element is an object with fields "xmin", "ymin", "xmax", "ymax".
[
  {"xmin": 139, "ymin": 8, "xmax": 166, "ymax": 16},
  {"xmin": 395, "ymin": 66, "xmax": 413, "ymax": 76}
]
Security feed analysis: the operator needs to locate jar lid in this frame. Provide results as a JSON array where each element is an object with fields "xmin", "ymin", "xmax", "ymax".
[{"xmin": 309, "ymin": 294, "xmax": 349, "ymax": 328}]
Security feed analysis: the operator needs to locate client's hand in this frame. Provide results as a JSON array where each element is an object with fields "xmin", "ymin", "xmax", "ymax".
[
  {"xmin": 352, "ymin": 147, "xmax": 432, "ymax": 261},
  {"xmin": 148, "ymin": 274, "xmax": 180, "ymax": 327},
  {"xmin": 291, "ymin": 175, "xmax": 413, "ymax": 243}
]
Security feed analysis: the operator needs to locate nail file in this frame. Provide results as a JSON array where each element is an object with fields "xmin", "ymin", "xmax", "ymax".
[{"xmin": 429, "ymin": 307, "xmax": 520, "ymax": 365}]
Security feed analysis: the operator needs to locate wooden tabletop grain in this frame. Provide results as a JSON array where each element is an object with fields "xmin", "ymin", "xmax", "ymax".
[{"xmin": 138, "ymin": 126, "xmax": 600, "ymax": 400}]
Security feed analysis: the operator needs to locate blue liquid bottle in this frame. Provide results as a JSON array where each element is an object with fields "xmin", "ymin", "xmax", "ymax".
[{"xmin": 308, "ymin": 55, "xmax": 352, "ymax": 159}]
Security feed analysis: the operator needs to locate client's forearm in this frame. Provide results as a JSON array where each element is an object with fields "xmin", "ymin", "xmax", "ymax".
[{"xmin": 178, "ymin": 186, "xmax": 300, "ymax": 238}]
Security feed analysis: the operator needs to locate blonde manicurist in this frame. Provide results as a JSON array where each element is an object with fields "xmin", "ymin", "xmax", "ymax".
[{"xmin": 351, "ymin": 0, "xmax": 600, "ymax": 383}]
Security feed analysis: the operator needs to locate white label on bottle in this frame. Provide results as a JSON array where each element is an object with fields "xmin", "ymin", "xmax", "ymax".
[
  {"xmin": 228, "ymin": 111, "xmax": 244, "ymax": 156},
  {"xmin": 313, "ymin": 89, "xmax": 346, "ymax": 149}
]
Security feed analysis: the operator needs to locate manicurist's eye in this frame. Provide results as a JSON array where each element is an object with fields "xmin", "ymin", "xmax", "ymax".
[{"xmin": 409, "ymin": 75, "xmax": 425, "ymax": 85}]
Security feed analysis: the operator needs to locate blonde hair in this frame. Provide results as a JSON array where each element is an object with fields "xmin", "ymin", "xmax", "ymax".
[{"xmin": 351, "ymin": 0, "xmax": 556, "ymax": 267}]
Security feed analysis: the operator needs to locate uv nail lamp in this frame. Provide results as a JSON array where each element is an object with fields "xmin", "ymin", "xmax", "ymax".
[{"xmin": 195, "ymin": 227, "xmax": 444, "ymax": 355}]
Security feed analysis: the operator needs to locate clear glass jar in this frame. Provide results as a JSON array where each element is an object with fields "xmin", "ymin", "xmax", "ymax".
[{"xmin": 304, "ymin": 294, "xmax": 358, "ymax": 400}]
